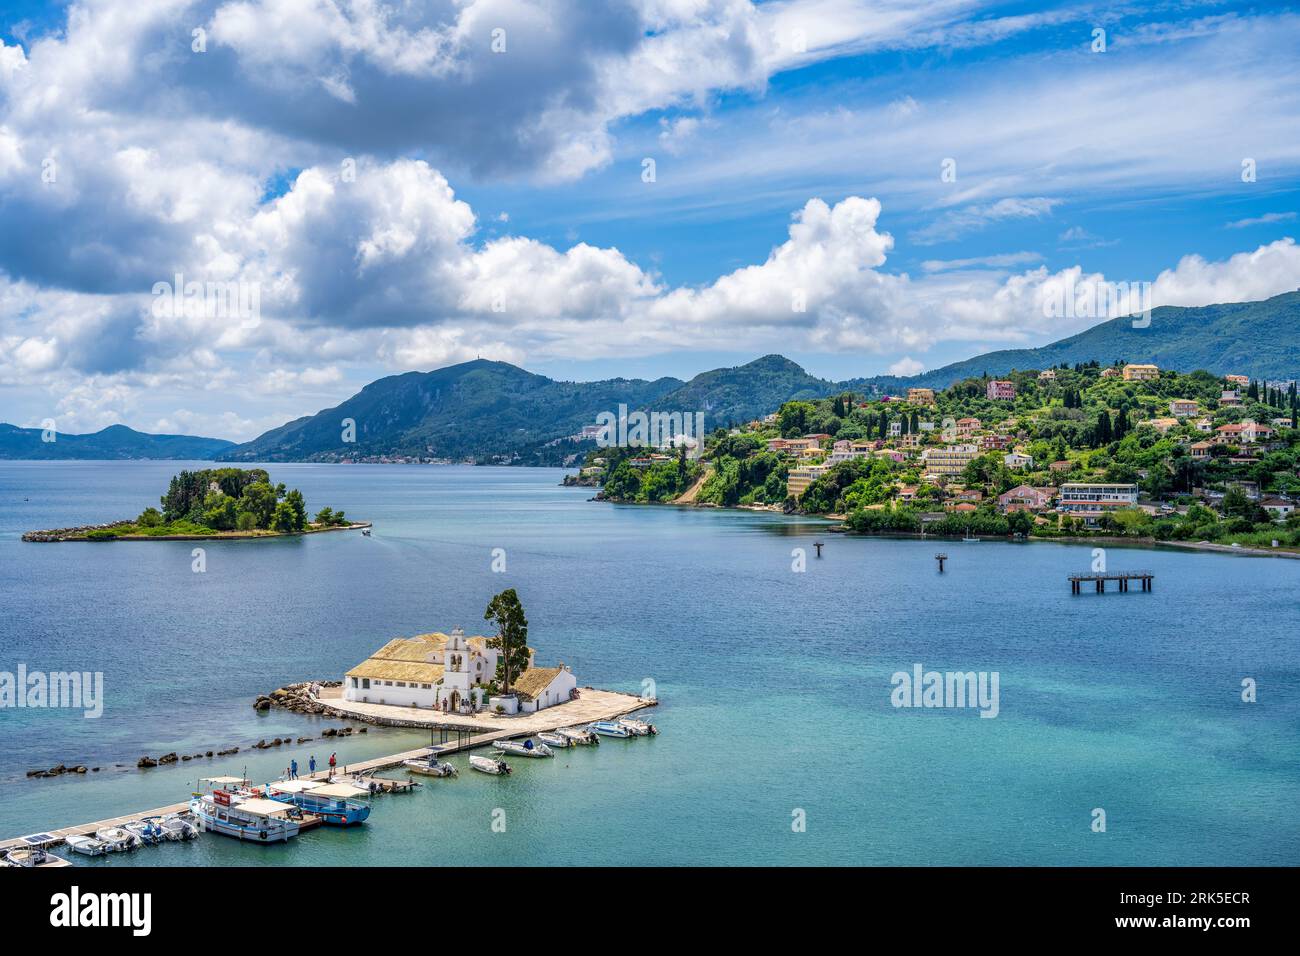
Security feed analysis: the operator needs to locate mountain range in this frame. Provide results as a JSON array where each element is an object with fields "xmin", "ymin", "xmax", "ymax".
[
  {"xmin": 6, "ymin": 291, "xmax": 1297, "ymax": 462},
  {"xmin": 0, "ymin": 423, "xmax": 234, "ymax": 460}
]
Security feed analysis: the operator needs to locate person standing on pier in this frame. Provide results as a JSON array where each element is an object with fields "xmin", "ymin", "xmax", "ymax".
[
  {"xmin": 309, "ymin": 755, "xmax": 316, "ymax": 775},
  {"xmin": 328, "ymin": 752, "xmax": 336, "ymax": 778},
  {"xmin": 290, "ymin": 758, "xmax": 298, "ymax": 780}
]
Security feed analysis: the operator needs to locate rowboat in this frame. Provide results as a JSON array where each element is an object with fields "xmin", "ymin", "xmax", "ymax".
[
  {"xmin": 618, "ymin": 717, "xmax": 659, "ymax": 736},
  {"xmin": 64, "ymin": 834, "xmax": 107, "ymax": 856},
  {"xmin": 537, "ymin": 732, "xmax": 570, "ymax": 748},
  {"xmin": 557, "ymin": 726, "xmax": 598, "ymax": 745},
  {"xmin": 494, "ymin": 738, "xmax": 553, "ymax": 758},
  {"xmin": 469, "ymin": 755, "xmax": 511, "ymax": 775},
  {"xmin": 404, "ymin": 755, "xmax": 458, "ymax": 777},
  {"xmin": 95, "ymin": 826, "xmax": 139, "ymax": 851},
  {"xmin": 588, "ymin": 720, "xmax": 631, "ymax": 738}
]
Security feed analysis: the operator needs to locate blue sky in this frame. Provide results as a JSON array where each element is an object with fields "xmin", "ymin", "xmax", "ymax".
[{"xmin": 1, "ymin": 0, "xmax": 1298, "ymax": 438}]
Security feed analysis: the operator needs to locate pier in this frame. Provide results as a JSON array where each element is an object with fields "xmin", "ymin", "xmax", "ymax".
[
  {"xmin": 0, "ymin": 688, "xmax": 654, "ymax": 853},
  {"xmin": 1069, "ymin": 570, "xmax": 1154, "ymax": 594}
]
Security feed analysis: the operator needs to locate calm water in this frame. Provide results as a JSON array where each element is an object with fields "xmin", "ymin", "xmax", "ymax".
[{"xmin": 1, "ymin": 461, "xmax": 1297, "ymax": 866}]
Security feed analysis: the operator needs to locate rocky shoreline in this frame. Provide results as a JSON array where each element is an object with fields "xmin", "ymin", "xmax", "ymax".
[{"xmin": 23, "ymin": 521, "xmax": 371, "ymax": 542}]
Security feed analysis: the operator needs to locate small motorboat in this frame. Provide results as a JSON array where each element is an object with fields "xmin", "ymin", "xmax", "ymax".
[
  {"xmin": 494, "ymin": 738, "xmax": 553, "ymax": 758},
  {"xmin": 65, "ymin": 834, "xmax": 107, "ymax": 856},
  {"xmin": 124, "ymin": 819, "xmax": 165, "ymax": 845},
  {"xmin": 588, "ymin": 720, "xmax": 631, "ymax": 738},
  {"xmin": 404, "ymin": 755, "xmax": 458, "ymax": 777},
  {"xmin": 3, "ymin": 847, "xmax": 48, "ymax": 867},
  {"xmin": 618, "ymin": 717, "xmax": 659, "ymax": 736},
  {"xmin": 537, "ymin": 732, "xmax": 570, "ymax": 748},
  {"xmin": 158, "ymin": 814, "xmax": 198, "ymax": 841},
  {"xmin": 95, "ymin": 826, "xmax": 139, "ymax": 851},
  {"xmin": 557, "ymin": 726, "xmax": 598, "ymax": 745},
  {"xmin": 469, "ymin": 755, "xmax": 511, "ymax": 776},
  {"xmin": 362, "ymin": 529, "xmax": 371, "ymax": 537}
]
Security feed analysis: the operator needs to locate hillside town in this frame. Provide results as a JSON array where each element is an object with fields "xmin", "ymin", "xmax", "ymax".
[{"xmin": 578, "ymin": 362, "xmax": 1300, "ymax": 549}]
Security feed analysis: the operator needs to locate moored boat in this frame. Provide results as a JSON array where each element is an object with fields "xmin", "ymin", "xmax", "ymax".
[
  {"xmin": 494, "ymin": 738, "xmax": 553, "ymax": 758},
  {"xmin": 537, "ymin": 732, "xmax": 570, "ymax": 748},
  {"xmin": 618, "ymin": 717, "xmax": 659, "ymax": 736},
  {"xmin": 557, "ymin": 726, "xmax": 598, "ymax": 745},
  {"xmin": 267, "ymin": 779, "xmax": 371, "ymax": 826},
  {"xmin": 158, "ymin": 813, "xmax": 199, "ymax": 841},
  {"xmin": 404, "ymin": 754, "xmax": 458, "ymax": 777},
  {"xmin": 469, "ymin": 755, "xmax": 511, "ymax": 775},
  {"xmin": 64, "ymin": 834, "xmax": 107, "ymax": 856},
  {"xmin": 95, "ymin": 826, "xmax": 138, "ymax": 851},
  {"xmin": 588, "ymin": 720, "xmax": 631, "ymax": 738},
  {"xmin": 189, "ymin": 792, "xmax": 302, "ymax": 843},
  {"xmin": 124, "ymin": 819, "xmax": 166, "ymax": 845},
  {"xmin": 2, "ymin": 847, "xmax": 48, "ymax": 867}
]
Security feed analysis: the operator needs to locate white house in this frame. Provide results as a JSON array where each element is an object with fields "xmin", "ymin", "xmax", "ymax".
[
  {"xmin": 1004, "ymin": 452, "xmax": 1033, "ymax": 470},
  {"xmin": 344, "ymin": 627, "xmax": 519, "ymax": 714}
]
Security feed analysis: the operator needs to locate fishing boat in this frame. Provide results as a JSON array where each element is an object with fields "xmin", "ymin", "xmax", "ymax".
[
  {"xmin": 124, "ymin": 819, "xmax": 166, "ymax": 845},
  {"xmin": 469, "ymin": 755, "xmax": 511, "ymax": 775},
  {"xmin": 403, "ymin": 754, "xmax": 458, "ymax": 777},
  {"xmin": 588, "ymin": 720, "xmax": 632, "ymax": 738},
  {"xmin": 557, "ymin": 726, "xmax": 598, "ymax": 745},
  {"xmin": 2, "ymin": 846, "xmax": 48, "ymax": 867},
  {"xmin": 494, "ymin": 738, "xmax": 553, "ymax": 758},
  {"xmin": 95, "ymin": 826, "xmax": 139, "ymax": 852},
  {"xmin": 537, "ymin": 732, "xmax": 570, "ymax": 748},
  {"xmin": 158, "ymin": 813, "xmax": 199, "ymax": 841},
  {"xmin": 266, "ymin": 779, "xmax": 372, "ymax": 826},
  {"xmin": 618, "ymin": 717, "xmax": 659, "ymax": 736},
  {"xmin": 189, "ymin": 791, "xmax": 302, "ymax": 843},
  {"xmin": 64, "ymin": 834, "xmax": 107, "ymax": 856}
]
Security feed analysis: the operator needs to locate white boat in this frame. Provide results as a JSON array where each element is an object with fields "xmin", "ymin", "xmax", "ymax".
[
  {"xmin": 158, "ymin": 813, "xmax": 198, "ymax": 841},
  {"xmin": 189, "ymin": 793, "xmax": 302, "ymax": 843},
  {"xmin": 403, "ymin": 754, "xmax": 458, "ymax": 777},
  {"xmin": 588, "ymin": 720, "xmax": 631, "ymax": 738},
  {"xmin": 64, "ymin": 834, "xmax": 107, "ymax": 856},
  {"xmin": 469, "ymin": 755, "xmax": 511, "ymax": 775},
  {"xmin": 494, "ymin": 738, "xmax": 553, "ymax": 758},
  {"xmin": 95, "ymin": 826, "xmax": 139, "ymax": 851},
  {"xmin": 537, "ymin": 732, "xmax": 570, "ymax": 748},
  {"xmin": 617, "ymin": 717, "xmax": 659, "ymax": 736},
  {"xmin": 124, "ymin": 819, "xmax": 166, "ymax": 845},
  {"xmin": 2, "ymin": 847, "xmax": 48, "ymax": 867},
  {"xmin": 557, "ymin": 726, "xmax": 598, "ymax": 745}
]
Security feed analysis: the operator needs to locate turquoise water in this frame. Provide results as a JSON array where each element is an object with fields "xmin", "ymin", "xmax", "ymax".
[{"xmin": 1, "ymin": 461, "xmax": 1297, "ymax": 865}]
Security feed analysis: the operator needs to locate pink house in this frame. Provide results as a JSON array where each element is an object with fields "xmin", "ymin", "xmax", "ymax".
[{"xmin": 986, "ymin": 380, "xmax": 1016, "ymax": 400}]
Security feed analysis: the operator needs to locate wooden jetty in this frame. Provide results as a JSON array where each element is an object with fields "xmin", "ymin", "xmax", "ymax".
[{"xmin": 1069, "ymin": 570, "xmax": 1154, "ymax": 594}]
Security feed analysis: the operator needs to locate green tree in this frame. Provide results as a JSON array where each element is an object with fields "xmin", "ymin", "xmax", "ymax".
[
  {"xmin": 238, "ymin": 481, "xmax": 278, "ymax": 528},
  {"xmin": 271, "ymin": 500, "xmax": 297, "ymax": 532},
  {"xmin": 284, "ymin": 488, "xmax": 307, "ymax": 531},
  {"xmin": 484, "ymin": 588, "xmax": 530, "ymax": 695},
  {"xmin": 137, "ymin": 506, "xmax": 163, "ymax": 528}
]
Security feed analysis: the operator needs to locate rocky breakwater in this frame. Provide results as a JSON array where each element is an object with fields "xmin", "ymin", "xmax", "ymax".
[{"xmin": 252, "ymin": 680, "xmax": 341, "ymax": 716}]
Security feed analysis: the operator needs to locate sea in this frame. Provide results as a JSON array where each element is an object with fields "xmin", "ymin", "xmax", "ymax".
[{"xmin": 0, "ymin": 461, "xmax": 1296, "ymax": 865}]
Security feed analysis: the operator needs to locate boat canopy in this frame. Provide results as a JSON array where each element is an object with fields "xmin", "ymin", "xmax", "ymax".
[
  {"xmin": 202, "ymin": 776, "xmax": 249, "ymax": 785},
  {"xmin": 310, "ymin": 782, "xmax": 369, "ymax": 799},
  {"xmin": 268, "ymin": 780, "xmax": 325, "ymax": 793},
  {"xmin": 233, "ymin": 798, "xmax": 295, "ymax": 818}
]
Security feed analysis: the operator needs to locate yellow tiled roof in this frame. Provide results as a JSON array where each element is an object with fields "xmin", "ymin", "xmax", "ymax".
[
  {"xmin": 346, "ymin": 659, "xmax": 445, "ymax": 683},
  {"xmin": 513, "ymin": 666, "xmax": 563, "ymax": 701}
]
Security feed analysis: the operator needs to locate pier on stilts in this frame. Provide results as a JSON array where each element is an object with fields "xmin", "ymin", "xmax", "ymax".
[{"xmin": 1069, "ymin": 570, "xmax": 1154, "ymax": 594}]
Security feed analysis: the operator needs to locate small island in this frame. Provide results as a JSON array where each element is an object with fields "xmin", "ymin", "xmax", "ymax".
[{"xmin": 23, "ymin": 467, "xmax": 367, "ymax": 541}]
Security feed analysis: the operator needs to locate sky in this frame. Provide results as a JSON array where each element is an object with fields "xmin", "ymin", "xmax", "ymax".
[{"xmin": 0, "ymin": 0, "xmax": 1298, "ymax": 441}]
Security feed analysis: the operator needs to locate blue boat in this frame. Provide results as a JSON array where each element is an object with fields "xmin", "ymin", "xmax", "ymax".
[
  {"xmin": 266, "ymin": 780, "xmax": 372, "ymax": 826},
  {"xmin": 588, "ymin": 720, "xmax": 632, "ymax": 738}
]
